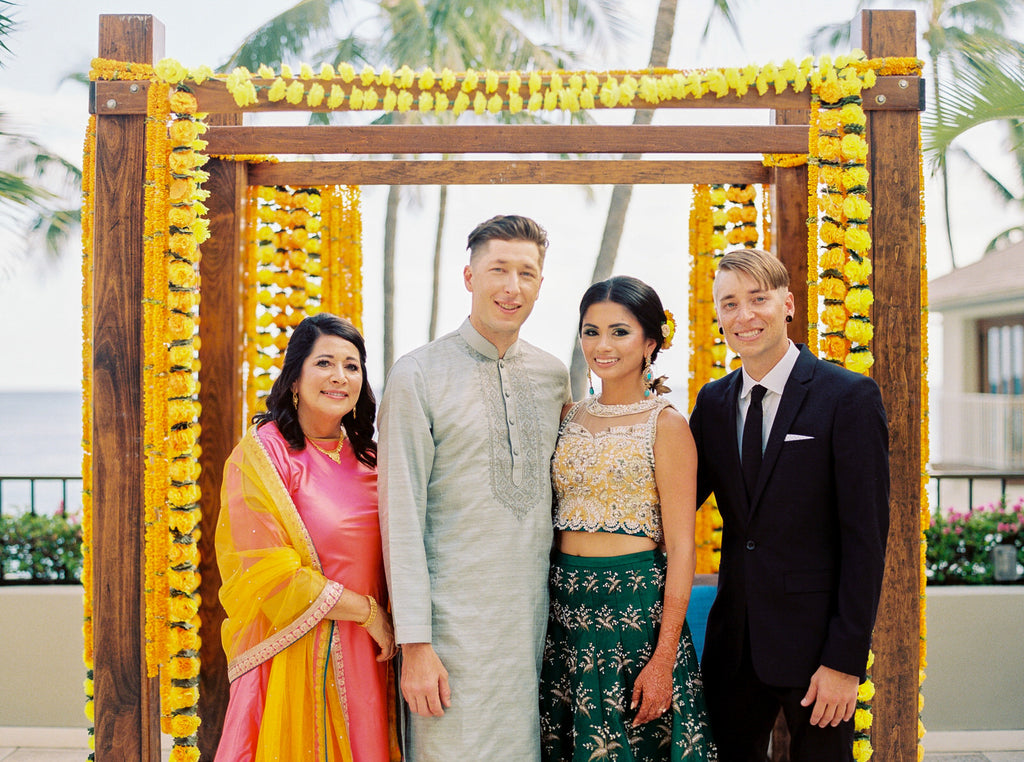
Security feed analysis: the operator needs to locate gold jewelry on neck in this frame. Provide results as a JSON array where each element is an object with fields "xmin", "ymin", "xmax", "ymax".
[{"xmin": 307, "ymin": 433, "xmax": 345, "ymax": 464}]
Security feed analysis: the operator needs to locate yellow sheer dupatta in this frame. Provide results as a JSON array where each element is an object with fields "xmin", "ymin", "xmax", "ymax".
[{"xmin": 216, "ymin": 425, "xmax": 353, "ymax": 761}]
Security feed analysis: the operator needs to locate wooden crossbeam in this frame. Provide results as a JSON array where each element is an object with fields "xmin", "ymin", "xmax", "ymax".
[
  {"xmin": 91, "ymin": 75, "xmax": 924, "ymax": 115},
  {"xmin": 204, "ymin": 124, "xmax": 809, "ymax": 156},
  {"xmin": 247, "ymin": 159, "xmax": 771, "ymax": 186}
]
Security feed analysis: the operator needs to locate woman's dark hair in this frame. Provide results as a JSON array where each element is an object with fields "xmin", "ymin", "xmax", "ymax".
[
  {"xmin": 253, "ymin": 313, "xmax": 377, "ymax": 468},
  {"xmin": 578, "ymin": 275, "xmax": 668, "ymax": 363}
]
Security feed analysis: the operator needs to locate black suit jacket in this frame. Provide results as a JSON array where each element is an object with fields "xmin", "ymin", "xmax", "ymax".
[{"xmin": 690, "ymin": 344, "xmax": 889, "ymax": 687}]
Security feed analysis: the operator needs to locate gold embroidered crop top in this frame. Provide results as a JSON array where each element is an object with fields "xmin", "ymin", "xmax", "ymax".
[{"xmin": 551, "ymin": 396, "xmax": 672, "ymax": 542}]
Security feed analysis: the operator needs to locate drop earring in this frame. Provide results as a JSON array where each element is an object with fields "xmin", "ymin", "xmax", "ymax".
[
  {"xmin": 292, "ymin": 391, "xmax": 299, "ymax": 408},
  {"xmin": 643, "ymin": 356, "xmax": 653, "ymax": 398},
  {"xmin": 588, "ymin": 368, "xmax": 595, "ymax": 396}
]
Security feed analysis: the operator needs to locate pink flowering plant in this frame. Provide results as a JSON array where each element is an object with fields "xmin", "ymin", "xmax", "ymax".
[{"xmin": 925, "ymin": 497, "xmax": 1024, "ymax": 585}]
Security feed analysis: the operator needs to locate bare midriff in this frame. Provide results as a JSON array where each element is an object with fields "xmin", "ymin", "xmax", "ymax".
[{"xmin": 557, "ymin": 529, "xmax": 658, "ymax": 557}]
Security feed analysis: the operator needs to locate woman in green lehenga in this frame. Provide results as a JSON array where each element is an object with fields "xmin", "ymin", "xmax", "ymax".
[{"xmin": 540, "ymin": 276, "xmax": 717, "ymax": 762}]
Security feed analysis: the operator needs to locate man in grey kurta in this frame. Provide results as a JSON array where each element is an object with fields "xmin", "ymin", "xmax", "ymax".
[{"xmin": 379, "ymin": 215, "xmax": 570, "ymax": 761}]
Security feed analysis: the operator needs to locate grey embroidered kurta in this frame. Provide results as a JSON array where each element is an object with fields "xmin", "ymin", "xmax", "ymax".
[{"xmin": 379, "ymin": 319, "xmax": 570, "ymax": 762}]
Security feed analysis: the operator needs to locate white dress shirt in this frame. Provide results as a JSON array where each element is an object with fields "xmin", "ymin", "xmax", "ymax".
[{"xmin": 737, "ymin": 341, "xmax": 801, "ymax": 461}]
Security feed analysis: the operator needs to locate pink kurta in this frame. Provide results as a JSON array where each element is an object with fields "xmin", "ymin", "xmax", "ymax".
[{"xmin": 216, "ymin": 422, "xmax": 391, "ymax": 761}]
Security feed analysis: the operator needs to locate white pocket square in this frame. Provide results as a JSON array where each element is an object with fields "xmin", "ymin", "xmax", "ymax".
[{"xmin": 785, "ymin": 434, "xmax": 814, "ymax": 442}]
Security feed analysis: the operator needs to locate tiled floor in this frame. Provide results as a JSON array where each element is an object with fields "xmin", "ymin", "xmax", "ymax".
[{"xmin": 2, "ymin": 733, "xmax": 1023, "ymax": 761}]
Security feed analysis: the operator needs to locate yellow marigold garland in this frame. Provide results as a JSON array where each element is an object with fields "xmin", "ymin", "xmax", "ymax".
[
  {"xmin": 81, "ymin": 115, "xmax": 96, "ymax": 757},
  {"xmin": 807, "ymin": 97, "xmax": 821, "ymax": 352},
  {"xmin": 202, "ymin": 55, "xmax": 919, "ymax": 116},
  {"xmin": 162, "ymin": 83, "xmax": 208, "ymax": 762},
  {"xmin": 245, "ymin": 184, "xmax": 364, "ymax": 414},
  {"xmin": 813, "ymin": 58, "xmax": 875, "ymax": 374},
  {"xmin": 688, "ymin": 184, "xmax": 722, "ymax": 574},
  {"xmin": 725, "ymin": 183, "xmax": 759, "ymax": 248}
]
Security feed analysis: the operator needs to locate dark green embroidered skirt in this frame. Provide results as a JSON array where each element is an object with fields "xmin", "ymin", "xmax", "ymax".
[{"xmin": 540, "ymin": 550, "xmax": 717, "ymax": 762}]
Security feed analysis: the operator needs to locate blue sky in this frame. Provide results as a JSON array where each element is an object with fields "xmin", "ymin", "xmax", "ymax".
[{"xmin": 0, "ymin": 0, "xmax": 1019, "ymax": 391}]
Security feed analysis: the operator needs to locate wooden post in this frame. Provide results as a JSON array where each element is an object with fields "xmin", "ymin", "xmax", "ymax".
[
  {"xmin": 92, "ymin": 14, "xmax": 164, "ymax": 761},
  {"xmin": 771, "ymin": 109, "xmax": 811, "ymax": 346},
  {"xmin": 195, "ymin": 115, "xmax": 248, "ymax": 759},
  {"xmin": 858, "ymin": 10, "xmax": 923, "ymax": 761}
]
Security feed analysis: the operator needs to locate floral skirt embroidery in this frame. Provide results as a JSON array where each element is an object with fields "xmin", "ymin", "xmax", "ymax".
[{"xmin": 540, "ymin": 550, "xmax": 717, "ymax": 762}]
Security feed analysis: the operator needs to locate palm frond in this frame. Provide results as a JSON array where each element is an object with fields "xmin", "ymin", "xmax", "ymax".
[
  {"xmin": 28, "ymin": 207, "xmax": 80, "ymax": 260},
  {"xmin": 701, "ymin": 0, "xmax": 743, "ymax": 46},
  {"xmin": 950, "ymin": 144, "xmax": 1018, "ymax": 203},
  {"xmin": 223, "ymin": 0, "xmax": 342, "ymax": 71},
  {"xmin": 0, "ymin": 170, "xmax": 49, "ymax": 208},
  {"xmin": 0, "ymin": 0, "xmax": 15, "ymax": 64},
  {"xmin": 923, "ymin": 49, "xmax": 1024, "ymax": 160}
]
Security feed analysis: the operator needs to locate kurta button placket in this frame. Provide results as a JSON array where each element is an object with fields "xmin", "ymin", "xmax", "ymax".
[{"xmin": 498, "ymin": 358, "xmax": 524, "ymax": 486}]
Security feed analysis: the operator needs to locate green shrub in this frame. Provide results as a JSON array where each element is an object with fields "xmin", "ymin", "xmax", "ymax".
[
  {"xmin": 925, "ymin": 497, "xmax": 1024, "ymax": 585},
  {"xmin": 0, "ymin": 510, "xmax": 83, "ymax": 583}
]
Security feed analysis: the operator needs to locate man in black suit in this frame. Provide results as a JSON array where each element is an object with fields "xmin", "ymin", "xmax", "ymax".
[{"xmin": 689, "ymin": 248, "xmax": 889, "ymax": 762}]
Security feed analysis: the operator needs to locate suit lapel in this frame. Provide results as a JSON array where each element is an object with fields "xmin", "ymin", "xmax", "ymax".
[{"xmin": 749, "ymin": 346, "xmax": 816, "ymax": 511}]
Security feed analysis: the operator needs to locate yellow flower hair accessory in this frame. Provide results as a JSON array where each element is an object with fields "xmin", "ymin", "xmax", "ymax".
[{"xmin": 661, "ymin": 309, "xmax": 676, "ymax": 350}]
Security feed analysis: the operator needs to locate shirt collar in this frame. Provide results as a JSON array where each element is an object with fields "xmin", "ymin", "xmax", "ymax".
[
  {"xmin": 458, "ymin": 317, "xmax": 519, "ymax": 361},
  {"xmin": 741, "ymin": 340, "xmax": 799, "ymax": 399}
]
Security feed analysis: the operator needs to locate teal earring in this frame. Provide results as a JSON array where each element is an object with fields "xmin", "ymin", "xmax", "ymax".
[
  {"xmin": 588, "ymin": 368, "xmax": 595, "ymax": 396},
  {"xmin": 643, "ymin": 356, "xmax": 653, "ymax": 398}
]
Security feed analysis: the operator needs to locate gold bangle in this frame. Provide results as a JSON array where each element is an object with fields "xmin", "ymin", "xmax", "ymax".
[{"xmin": 360, "ymin": 595, "xmax": 378, "ymax": 628}]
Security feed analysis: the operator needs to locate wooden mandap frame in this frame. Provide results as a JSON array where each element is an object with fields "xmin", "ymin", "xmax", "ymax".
[{"xmin": 88, "ymin": 10, "xmax": 924, "ymax": 760}]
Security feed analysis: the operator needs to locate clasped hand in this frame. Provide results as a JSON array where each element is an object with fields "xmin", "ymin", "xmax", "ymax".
[
  {"xmin": 366, "ymin": 609, "xmax": 398, "ymax": 662},
  {"xmin": 630, "ymin": 650, "xmax": 674, "ymax": 726}
]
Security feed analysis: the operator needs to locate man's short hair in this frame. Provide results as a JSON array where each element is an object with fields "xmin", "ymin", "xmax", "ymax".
[
  {"xmin": 466, "ymin": 214, "xmax": 549, "ymax": 266},
  {"xmin": 715, "ymin": 248, "xmax": 790, "ymax": 294}
]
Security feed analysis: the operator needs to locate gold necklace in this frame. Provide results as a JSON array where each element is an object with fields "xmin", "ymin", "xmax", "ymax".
[{"xmin": 307, "ymin": 434, "xmax": 345, "ymax": 464}]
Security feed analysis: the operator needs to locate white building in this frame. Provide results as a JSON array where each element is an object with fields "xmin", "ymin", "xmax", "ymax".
[{"xmin": 929, "ymin": 241, "xmax": 1024, "ymax": 508}]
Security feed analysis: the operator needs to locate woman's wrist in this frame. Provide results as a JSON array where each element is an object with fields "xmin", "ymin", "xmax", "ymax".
[{"xmin": 359, "ymin": 594, "xmax": 378, "ymax": 628}]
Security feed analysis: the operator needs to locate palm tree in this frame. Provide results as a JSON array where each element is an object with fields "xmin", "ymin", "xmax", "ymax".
[
  {"xmin": 923, "ymin": 43, "xmax": 1024, "ymax": 252},
  {"xmin": 567, "ymin": 0, "xmax": 751, "ymax": 396},
  {"xmin": 0, "ymin": 1, "xmax": 81, "ymax": 277},
  {"xmin": 810, "ymin": 0, "xmax": 1024, "ymax": 269},
  {"xmin": 228, "ymin": 0, "xmax": 633, "ymax": 373}
]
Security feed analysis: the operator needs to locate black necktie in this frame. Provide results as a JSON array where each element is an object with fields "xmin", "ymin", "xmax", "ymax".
[{"xmin": 742, "ymin": 385, "xmax": 767, "ymax": 499}]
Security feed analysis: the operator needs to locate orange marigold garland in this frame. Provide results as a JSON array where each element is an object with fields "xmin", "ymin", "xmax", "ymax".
[
  {"xmin": 917, "ymin": 119, "xmax": 929, "ymax": 762},
  {"xmin": 81, "ymin": 114, "xmax": 97, "ymax": 757}
]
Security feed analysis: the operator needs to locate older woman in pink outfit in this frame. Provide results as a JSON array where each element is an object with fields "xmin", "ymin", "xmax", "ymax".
[{"xmin": 215, "ymin": 313, "xmax": 399, "ymax": 761}]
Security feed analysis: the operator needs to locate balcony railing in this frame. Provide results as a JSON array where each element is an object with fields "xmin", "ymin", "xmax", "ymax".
[
  {"xmin": 0, "ymin": 476, "xmax": 84, "ymax": 518},
  {"xmin": 934, "ymin": 391, "xmax": 1024, "ymax": 471}
]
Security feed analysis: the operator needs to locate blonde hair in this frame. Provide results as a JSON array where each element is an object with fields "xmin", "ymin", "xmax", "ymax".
[{"xmin": 714, "ymin": 248, "xmax": 790, "ymax": 295}]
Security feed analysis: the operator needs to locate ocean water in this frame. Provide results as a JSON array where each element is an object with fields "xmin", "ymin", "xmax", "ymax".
[{"xmin": 0, "ymin": 391, "xmax": 84, "ymax": 516}]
